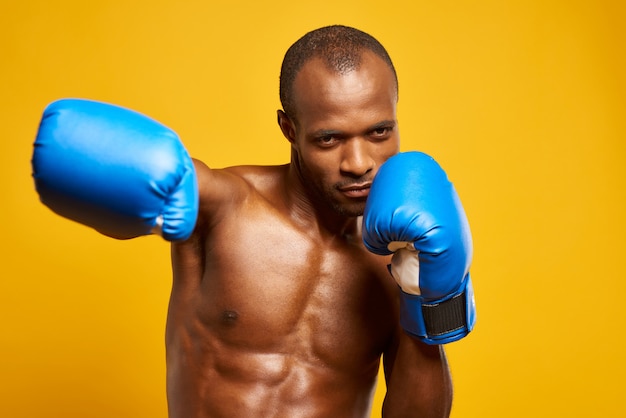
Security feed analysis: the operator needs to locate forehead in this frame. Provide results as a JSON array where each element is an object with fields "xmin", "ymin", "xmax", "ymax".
[{"xmin": 291, "ymin": 51, "xmax": 398, "ymax": 130}]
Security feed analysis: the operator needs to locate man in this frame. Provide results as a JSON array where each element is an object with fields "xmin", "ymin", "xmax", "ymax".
[{"xmin": 32, "ymin": 25, "xmax": 474, "ymax": 417}]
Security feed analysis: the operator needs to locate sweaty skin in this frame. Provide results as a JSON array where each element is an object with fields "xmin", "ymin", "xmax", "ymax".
[{"xmin": 167, "ymin": 52, "xmax": 452, "ymax": 417}]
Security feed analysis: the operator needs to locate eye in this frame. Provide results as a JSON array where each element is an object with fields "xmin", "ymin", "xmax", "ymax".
[
  {"xmin": 316, "ymin": 135, "xmax": 339, "ymax": 147},
  {"xmin": 370, "ymin": 126, "xmax": 393, "ymax": 139},
  {"xmin": 373, "ymin": 127, "xmax": 388, "ymax": 135}
]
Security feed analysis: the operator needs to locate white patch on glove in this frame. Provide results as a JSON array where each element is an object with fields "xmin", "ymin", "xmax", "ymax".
[{"xmin": 387, "ymin": 241, "xmax": 421, "ymax": 295}]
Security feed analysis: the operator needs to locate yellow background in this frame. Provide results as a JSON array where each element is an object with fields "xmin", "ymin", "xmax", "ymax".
[{"xmin": 2, "ymin": 0, "xmax": 625, "ymax": 416}]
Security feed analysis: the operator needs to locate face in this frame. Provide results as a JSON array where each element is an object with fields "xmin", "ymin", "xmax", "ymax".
[{"xmin": 278, "ymin": 51, "xmax": 400, "ymax": 217}]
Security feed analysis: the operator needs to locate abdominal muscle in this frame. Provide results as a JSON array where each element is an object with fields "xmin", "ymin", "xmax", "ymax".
[
  {"xmin": 164, "ymin": 247, "xmax": 391, "ymax": 418},
  {"xmin": 165, "ymin": 287, "xmax": 382, "ymax": 418},
  {"xmin": 166, "ymin": 327, "xmax": 380, "ymax": 418}
]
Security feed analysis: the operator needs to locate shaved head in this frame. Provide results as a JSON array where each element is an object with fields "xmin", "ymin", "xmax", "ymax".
[{"xmin": 279, "ymin": 25, "xmax": 398, "ymax": 121}]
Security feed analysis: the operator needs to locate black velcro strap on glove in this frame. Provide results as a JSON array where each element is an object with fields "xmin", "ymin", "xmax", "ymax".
[{"xmin": 421, "ymin": 291, "xmax": 467, "ymax": 337}]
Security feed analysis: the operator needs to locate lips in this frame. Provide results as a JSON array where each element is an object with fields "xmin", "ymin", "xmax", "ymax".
[{"xmin": 338, "ymin": 182, "xmax": 372, "ymax": 198}]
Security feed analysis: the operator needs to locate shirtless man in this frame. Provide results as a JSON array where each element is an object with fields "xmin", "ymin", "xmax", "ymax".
[{"xmin": 32, "ymin": 25, "xmax": 475, "ymax": 417}]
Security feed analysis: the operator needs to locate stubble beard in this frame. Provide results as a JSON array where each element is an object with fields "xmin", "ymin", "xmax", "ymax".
[
  {"xmin": 297, "ymin": 157, "xmax": 367, "ymax": 218},
  {"xmin": 327, "ymin": 192, "xmax": 366, "ymax": 218}
]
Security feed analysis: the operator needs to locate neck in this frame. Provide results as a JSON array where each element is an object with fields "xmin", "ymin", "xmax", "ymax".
[{"xmin": 283, "ymin": 161, "xmax": 361, "ymax": 241}]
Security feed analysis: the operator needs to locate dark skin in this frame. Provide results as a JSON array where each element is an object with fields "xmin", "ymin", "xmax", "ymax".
[{"xmin": 167, "ymin": 51, "xmax": 452, "ymax": 417}]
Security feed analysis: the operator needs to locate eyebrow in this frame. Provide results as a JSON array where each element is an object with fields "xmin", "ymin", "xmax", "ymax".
[
  {"xmin": 311, "ymin": 129, "xmax": 343, "ymax": 138},
  {"xmin": 310, "ymin": 120, "xmax": 397, "ymax": 138},
  {"xmin": 369, "ymin": 120, "xmax": 396, "ymax": 131}
]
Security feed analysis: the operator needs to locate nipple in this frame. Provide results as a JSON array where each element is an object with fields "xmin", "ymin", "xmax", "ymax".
[{"xmin": 221, "ymin": 310, "xmax": 239, "ymax": 325}]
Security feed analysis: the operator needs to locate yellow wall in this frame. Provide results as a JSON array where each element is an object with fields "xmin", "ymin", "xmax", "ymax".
[{"xmin": 2, "ymin": 0, "xmax": 625, "ymax": 416}]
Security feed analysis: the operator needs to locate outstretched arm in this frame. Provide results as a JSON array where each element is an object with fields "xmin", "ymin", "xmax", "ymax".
[{"xmin": 33, "ymin": 97, "xmax": 255, "ymax": 242}]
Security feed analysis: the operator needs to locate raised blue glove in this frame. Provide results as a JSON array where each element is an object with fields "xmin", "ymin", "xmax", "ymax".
[
  {"xmin": 363, "ymin": 152, "xmax": 475, "ymax": 344},
  {"xmin": 32, "ymin": 98, "xmax": 198, "ymax": 241}
]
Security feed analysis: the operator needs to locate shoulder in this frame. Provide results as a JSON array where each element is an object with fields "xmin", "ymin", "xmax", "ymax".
[
  {"xmin": 195, "ymin": 161, "xmax": 287, "ymax": 198},
  {"xmin": 223, "ymin": 164, "xmax": 289, "ymax": 201},
  {"xmin": 193, "ymin": 159, "xmax": 288, "ymax": 224}
]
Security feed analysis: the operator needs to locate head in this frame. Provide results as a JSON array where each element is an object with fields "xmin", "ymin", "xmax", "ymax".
[
  {"xmin": 279, "ymin": 25, "xmax": 398, "ymax": 121},
  {"xmin": 278, "ymin": 25, "xmax": 400, "ymax": 217}
]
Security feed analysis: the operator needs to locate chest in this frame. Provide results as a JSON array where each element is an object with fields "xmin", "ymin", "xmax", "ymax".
[{"xmin": 194, "ymin": 206, "xmax": 397, "ymax": 367}]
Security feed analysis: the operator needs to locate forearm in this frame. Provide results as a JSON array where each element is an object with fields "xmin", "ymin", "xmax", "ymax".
[{"xmin": 382, "ymin": 335, "xmax": 452, "ymax": 418}]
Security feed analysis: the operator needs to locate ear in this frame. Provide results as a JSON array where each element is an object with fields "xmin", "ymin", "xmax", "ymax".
[{"xmin": 277, "ymin": 110, "xmax": 296, "ymax": 143}]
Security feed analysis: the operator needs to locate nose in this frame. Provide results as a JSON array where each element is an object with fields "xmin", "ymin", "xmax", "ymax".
[{"xmin": 340, "ymin": 139, "xmax": 374, "ymax": 178}]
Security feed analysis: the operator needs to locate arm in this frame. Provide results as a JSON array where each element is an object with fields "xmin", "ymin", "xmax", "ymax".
[
  {"xmin": 32, "ymin": 97, "xmax": 252, "ymax": 268},
  {"xmin": 191, "ymin": 158, "xmax": 251, "ymax": 232},
  {"xmin": 382, "ymin": 331, "xmax": 452, "ymax": 417},
  {"xmin": 170, "ymin": 157, "xmax": 251, "ymax": 282},
  {"xmin": 362, "ymin": 151, "xmax": 474, "ymax": 414}
]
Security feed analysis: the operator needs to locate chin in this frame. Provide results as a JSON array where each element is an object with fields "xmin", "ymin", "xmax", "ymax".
[{"xmin": 331, "ymin": 201, "xmax": 366, "ymax": 218}]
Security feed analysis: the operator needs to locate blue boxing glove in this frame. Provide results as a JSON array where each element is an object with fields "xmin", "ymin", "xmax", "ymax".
[
  {"xmin": 32, "ymin": 99, "xmax": 198, "ymax": 241},
  {"xmin": 363, "ymin": 152, "xmax": 475, "ymax": 344}
]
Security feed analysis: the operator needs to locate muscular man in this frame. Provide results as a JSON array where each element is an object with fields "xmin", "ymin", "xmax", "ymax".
[{"xmin": 32, "ymin": 25, "xmax": 474, "ymax": 417}]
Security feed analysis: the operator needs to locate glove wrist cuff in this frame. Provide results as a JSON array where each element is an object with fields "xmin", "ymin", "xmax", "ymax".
[{"xmin": 399, "ymin": 275, "xmax": 476, "ymax": 344}]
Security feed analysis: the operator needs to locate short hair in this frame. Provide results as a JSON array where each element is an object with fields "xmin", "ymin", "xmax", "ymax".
[{"xmin": 279, "ymin": 25, "xmax": 398, "ymax": 120}]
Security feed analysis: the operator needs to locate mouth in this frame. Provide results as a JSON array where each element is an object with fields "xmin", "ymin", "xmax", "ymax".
[{"xmin": 338, "ymin": 182, "xmax": 372, "ymax": 199}]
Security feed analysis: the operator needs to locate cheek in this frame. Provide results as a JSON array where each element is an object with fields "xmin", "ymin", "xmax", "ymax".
[
  {"xmin": 376, "ymin": 137, "xmax": 401, "ymax": 166},
  {"xmin": 384, "ymin": 135, "xmax": 401, "ymax": 155},
  {"xmin": 300, "ymin": 151, "xmax": 335, "ymax": 184}
]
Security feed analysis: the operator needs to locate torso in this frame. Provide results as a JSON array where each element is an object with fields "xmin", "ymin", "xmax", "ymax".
[{"xmin": 167, "ymin": 165, "xmax": 398, "ymax": 418}]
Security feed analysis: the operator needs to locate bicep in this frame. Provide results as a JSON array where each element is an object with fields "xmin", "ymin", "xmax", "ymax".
[
  {"xmin": 193, "ymin": 158, "xmax": 249, "ymax": 227},
  {"xmin": 171, "ymin": 159, "xmax": 248, "ymax": 283},
  {"xmin": 382, "ymin": 331, "xmax": 453, "ymax": 418}
]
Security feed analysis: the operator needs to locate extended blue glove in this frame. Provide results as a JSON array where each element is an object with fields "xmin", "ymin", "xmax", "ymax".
[
  {"xmin": 363, "ymin": 152, "xmax": 475, "ymax": 344},
  {"xmin": 32, "ymin": 99, "xmax": 198, "ymax": 241}
]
